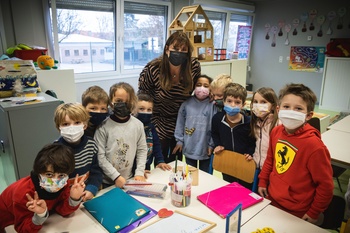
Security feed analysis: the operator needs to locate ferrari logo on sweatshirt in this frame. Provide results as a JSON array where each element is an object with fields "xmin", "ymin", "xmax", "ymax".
[{"xmin": 274, "ymin": 140, "xmax": 297, "ymax": 174}]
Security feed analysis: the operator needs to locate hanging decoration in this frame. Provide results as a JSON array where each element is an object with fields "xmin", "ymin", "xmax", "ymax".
[
  {"xmin": 308, "ymin": 9, "xmax": 318, "ymax": 31},
  {"xmin": 292, "ymin": 18, "xmax": 299, "ymax": 35},
  {"xmin": 278, "ymin": 20, "xmax": 285, "ymax": 36},
  {"xmin": 337, "ymin": 7, "xmax": 346, "ymax": 29},
  {"xmin": 265, "ymin": 23, "xmax": 271, "ymax": 40},
  {"xmin": 326, "ymin": 11, "xmax": 336, "ymax": 35},
  {"xmin": 271, "ymin": 26, "xmax": 278, "ymax": 47},
  {"xmin": 284, "ymin": 24, "xmax": 291, "ymax": 46},
  {"xmin": 300, "ymin": 12, "xmax": 308, "ymax": 32},
  {"xmin": 317, "ymin": 15, "xmax": 326, "ymax": 37}
]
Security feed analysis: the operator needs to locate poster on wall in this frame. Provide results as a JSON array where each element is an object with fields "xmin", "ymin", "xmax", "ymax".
[
  {"xmin": 235, "ymin": 25, "xmax": 252, "ymax": 59},
  {"xmin": 288, "ymin": 46, "xmax": 325, "ymax": 72}
]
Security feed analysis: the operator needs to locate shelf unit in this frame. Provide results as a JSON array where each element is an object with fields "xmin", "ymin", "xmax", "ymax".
[{"xmin": 168, "ymin": 5, "xmax": 214, "ymax": 61}]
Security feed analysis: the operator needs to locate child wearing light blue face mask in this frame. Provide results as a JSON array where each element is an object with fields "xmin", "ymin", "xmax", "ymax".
[
  {"xmin": 0, "ymin": 143, "xmax": 86, "ymax": 233},
  {"xmin": 211, "ymin": 83, "xmax": 256, "ymax": 186}
]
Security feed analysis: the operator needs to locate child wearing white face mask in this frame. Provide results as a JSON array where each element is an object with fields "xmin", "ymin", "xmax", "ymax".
[
  {"xmin": 54, "ymin": 103, "xmax": 103, "ymax": 202},
  {"xmin": 258, "ymin": 83, "xmax": 333, "ymax": 226},
  {"xmin": 173, "ymin": 74, "xmax": 216, "ymax": 173},
  {"xmin": 245, "ymin": 87, "xmax": 279, "ymax": 173},
  {"xmin": 0, "ymin": 143, "xmax": 86, "ymax": 233}
]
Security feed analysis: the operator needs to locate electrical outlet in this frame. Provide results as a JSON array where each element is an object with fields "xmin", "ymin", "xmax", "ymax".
[
  {"xmin": 279, "ymin": 56, "xmax": 283, "ymax": 63},
  {"xmin": 307, "ymin": 36, "xmax": 312, "ymax": 41},
  {"xmin": 286, "ymin": 56, "xmax": 290, "ymax": 61}
]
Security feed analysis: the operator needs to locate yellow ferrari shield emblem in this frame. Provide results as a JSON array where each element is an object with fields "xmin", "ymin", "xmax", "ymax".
[{"xmin": 274, "ymin": 141, "xmax": 297, "ymax": 174}]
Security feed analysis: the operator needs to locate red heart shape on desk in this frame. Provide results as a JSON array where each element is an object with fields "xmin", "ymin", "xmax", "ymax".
[{"xmin": 158, "ymin": 208, "xmax": 174, "ymax": 218}]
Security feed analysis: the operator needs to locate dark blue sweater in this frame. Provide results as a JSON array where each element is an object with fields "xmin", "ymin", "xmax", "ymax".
[
  {"xmin": 211, "ymin": 111, "xmax": 255, "ymax": 155},
  {"xmin": 144, "ymin": 123, "xmax": 165, "ymax": 170},
  {"xmin": 57, "ymin": 135, "xmax": 103, "ymax": 195}
]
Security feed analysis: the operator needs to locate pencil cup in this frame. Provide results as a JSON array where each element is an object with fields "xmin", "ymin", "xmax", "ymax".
[{"xmin": 170, "ymin": 181, "xmax": 191, "ymax": 207}]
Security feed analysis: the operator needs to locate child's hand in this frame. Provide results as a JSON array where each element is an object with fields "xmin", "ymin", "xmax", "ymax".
[
  {"xmin": 82, "ymin": 190, "xmax": 94, "ymax": 202},
  {"xmin": 26, "ymin": 191, "xmax": 47, "ymax": 215},
  {"xmin": 172, "ymin": 144, "xmax": 182, "ymax": 154},
  {"xmin": 115, "ymin": 176, "xmax": 126, "ymax": 188},
  {"xmin": 156, "ymin": 163, "xmax": 172, "ymax": 171},
  {"xmin": 134, "ymin": 175, "xmax": 146, "ymax": 182},
  {"xmin": 245, "ymin": 154, "xmax": 253, "ymax": 161},
  {"xmin": 144, "ymin": 170, "xmax": 151, "ymax": 179},
  {"xmin": 213, "ymin": 146, "xmax": 224, "ymax": 154},
  {"xmin": 258, "ymin": 187, "xmax": 268, "ymax": 198},
  {"xmin": 207, "ymin": 147, "xmax": 213, "ymax": 156},
  {"xmin": 70, "ymin": 174, "xmax": 87, "ymax": 201},
  {"xmin": 302, "ymin": 214, "xmax": 318, "ymax": 224}
]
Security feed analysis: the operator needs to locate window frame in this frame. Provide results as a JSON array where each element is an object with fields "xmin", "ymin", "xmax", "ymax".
[{"xmin": 50, "ymin": 0, "xmax": 171, "ymax": 82}]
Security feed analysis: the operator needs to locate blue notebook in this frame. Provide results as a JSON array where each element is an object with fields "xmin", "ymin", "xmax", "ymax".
[{"xmin": 84, "ymin": 187, "xmax": 150, "ymax": 232}]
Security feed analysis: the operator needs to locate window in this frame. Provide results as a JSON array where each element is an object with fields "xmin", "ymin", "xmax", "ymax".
[
  {"xmin": 64, "ymin": 50, "xmax": 70, "ymax": 56},
  {"xmin": 50, "ymin": 0, "xmax": 170, "ymax": 76},
  {"xmin": 202, "ymin": 11, "xmax": 227, "ymax": 49}
]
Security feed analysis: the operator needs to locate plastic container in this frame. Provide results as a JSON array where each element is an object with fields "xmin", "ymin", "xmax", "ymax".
[{"xmin": 13, "ymin": 49, "xmax": 47, "ymax": 61}]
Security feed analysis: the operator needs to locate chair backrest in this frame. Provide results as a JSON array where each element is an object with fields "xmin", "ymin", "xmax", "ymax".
[
  {"xmin": 321, "ymin": 195, "xmax": 346, "ymax": 230},
  {"xmin": 212, "ymin": 150, "xmax": 257, "ymax": 184},
  {"xmin": 308, "ymin": 117, "xmax": 321, "ymax": 132}
]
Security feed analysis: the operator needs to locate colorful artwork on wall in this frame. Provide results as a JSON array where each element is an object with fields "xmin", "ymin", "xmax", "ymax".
[
  {"xmin": 235, "ymin": 25, "xmax": 252, "ymax": 59},
  {"xmin": 288, "ymin": 46, "xmax": 326, "ymax": 72}
]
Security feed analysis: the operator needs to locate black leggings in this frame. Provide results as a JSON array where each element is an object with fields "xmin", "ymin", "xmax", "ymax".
[{"xmin": 160, "ymin": 137, "xmax": 183, "ymax": 164}]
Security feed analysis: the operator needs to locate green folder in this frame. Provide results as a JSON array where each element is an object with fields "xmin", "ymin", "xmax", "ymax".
[{"xmin": 84, "ymin": 187, "xmax": 150, "ymax": 232}]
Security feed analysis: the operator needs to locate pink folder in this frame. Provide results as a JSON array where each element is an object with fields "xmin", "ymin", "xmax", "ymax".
[{"xmin": 197, "ymin": 182, "xmax": 263, "ymax": 218}]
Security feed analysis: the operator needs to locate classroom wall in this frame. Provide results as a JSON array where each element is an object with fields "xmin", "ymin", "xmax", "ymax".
[{"xmin": 249, "ymin": 0, "xmax": 350, "ymax": 101}]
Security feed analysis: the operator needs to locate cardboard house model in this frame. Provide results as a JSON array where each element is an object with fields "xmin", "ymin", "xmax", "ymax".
[{"xmin": 168, "ymin": 5, "xmax": 214, "ymax": 61}]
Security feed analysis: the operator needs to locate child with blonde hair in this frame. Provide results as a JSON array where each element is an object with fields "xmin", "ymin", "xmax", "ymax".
[
  {"xmin": 54, "ymin": 103, "xmax": 103, "ymax": 201},
  {"xmin": 94, "ymin": 82, "xmax": 147, "ymax": 188},
  {"xmin": 210, "ymin": 74, "xmax": 233, "ymax": 111},
  {"xmin": 81, "ymin": 85, "xmax": 110, "ymax": 138}
]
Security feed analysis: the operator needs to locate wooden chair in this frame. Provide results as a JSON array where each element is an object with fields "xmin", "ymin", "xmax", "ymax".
[
  {"xmin": 212, "ymin": 150, "xmax": 258, "ymax": 192},
  {"xmin": 308, "ymin": 117, "xmax": 346, "ymax": 192}
]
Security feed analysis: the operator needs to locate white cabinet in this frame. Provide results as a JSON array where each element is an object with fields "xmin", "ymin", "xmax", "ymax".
[
  {"xmin": 0, "ymin": 93, "xmax": 60, "ymax": 185},
  {"xmin": 319, "ymin": 57, "xmax": 350, "ymax": 112},
  {"xmin": 200, "ymin": 59, "xmax": 247, "ymax": 87}
]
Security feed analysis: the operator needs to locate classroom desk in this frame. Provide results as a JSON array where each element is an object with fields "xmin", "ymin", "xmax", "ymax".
[
  {"xmin": 327, "ymin": 115, "xmax": 350, "ymax": 133},
  {"xmin": 5, "ymin": 161, "xmax": 270, "ymax": 233},
  {"xmin": 240, "ymin": 205, "xmax": 329, "ymax": 233},
  {"xmin": 322, "ymin": 129, "xmax": 350, "ymax": 169}
]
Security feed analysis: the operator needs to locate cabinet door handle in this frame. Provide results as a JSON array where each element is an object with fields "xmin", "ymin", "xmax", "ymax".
[{"xmin": 1, "ymin": 140, "xmax": 4, "ymax": 153}]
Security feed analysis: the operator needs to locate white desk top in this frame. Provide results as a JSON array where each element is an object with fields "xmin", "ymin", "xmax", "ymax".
[
  {"xmin": 5, "ymin": 161, "xmax": 270, "ymax": 233},
  {"xmin": 241, "ymin": 205, "xmax": 329, "ymax": 232},
  {"xmin": 322, "ymin": 129, "xmax": 350, "ymax": 169},
  {"xmin": 327, "ymin": 115, "xmax": 350, "ymax": 133}
]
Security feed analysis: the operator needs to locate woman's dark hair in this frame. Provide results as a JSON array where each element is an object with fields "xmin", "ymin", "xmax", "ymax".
[
  {"xmin": 33, "ymin": 143, "xmax": 75, "ymax": 175},
  {"xmin": 152, "ymin": 31, "xmax": 194, "ymax": 92}
]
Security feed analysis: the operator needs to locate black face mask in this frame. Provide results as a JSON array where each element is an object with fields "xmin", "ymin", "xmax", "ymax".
[
  {"xmin": 137, "ymin": 112, "xmax": 152, "ymax": 125},
  {"xmin": 169, "ymin": 51, "xmax": 187, "ymax": 66},
  {"xmin": 89, "ymin": 112, "xmax": 109, "ymax": 126},
  {"xmin": 113, "ymin": 102, "xmax": 131, "ymax": 118}
]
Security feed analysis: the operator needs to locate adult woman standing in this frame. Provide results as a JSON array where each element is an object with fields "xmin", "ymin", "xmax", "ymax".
[{"xmin": 138, "ymin": 31, "xmax": 201, "ymax": 163}]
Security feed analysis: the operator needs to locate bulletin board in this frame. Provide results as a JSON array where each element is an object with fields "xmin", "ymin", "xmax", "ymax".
[
  {"xmin": 288, "ymin": 46, "xmax": 325, "ymax": 72},
  {"xmin": 134, "ymin": 210, "xmax": 216, "ymax": 233}
]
